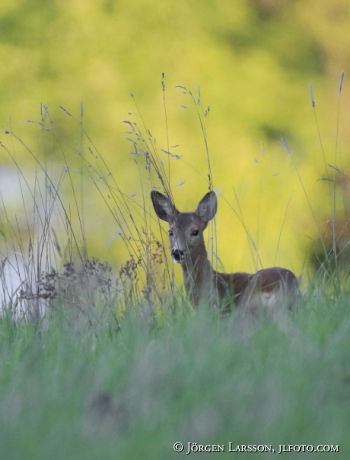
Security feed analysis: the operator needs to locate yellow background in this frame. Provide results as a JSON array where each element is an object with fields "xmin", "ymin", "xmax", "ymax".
[{"xmin": 0, "ymin": 0, "xmax": 350, "ymax": 279}]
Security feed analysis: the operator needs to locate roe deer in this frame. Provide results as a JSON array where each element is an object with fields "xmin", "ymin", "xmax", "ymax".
[{"xmin": 151, "ymin": 190, "xmax": 300, "ymax": 312}]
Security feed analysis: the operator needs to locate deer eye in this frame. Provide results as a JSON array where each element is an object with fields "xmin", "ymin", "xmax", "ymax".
[
  {"xmin": 191, "ymin": 229, "xmax": 199, "ymax": 237},
  {"xmin": 168, "ymin": 230, "xmax": 174, "ymax": 237}
]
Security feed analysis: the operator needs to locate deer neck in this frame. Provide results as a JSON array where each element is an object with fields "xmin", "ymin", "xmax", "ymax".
[{"xmin": 181, "ymin": 247, "xmax": 216, "ymax": 305}]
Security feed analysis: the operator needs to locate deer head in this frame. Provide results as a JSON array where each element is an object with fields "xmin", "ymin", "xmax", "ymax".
[{"xmin": 151, "ymin": 191, "xmax": 217, "ymax": 264}]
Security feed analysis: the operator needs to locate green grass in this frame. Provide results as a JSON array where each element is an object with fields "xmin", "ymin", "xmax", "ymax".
[
  {"xmin": 1, "ymin": 82, "xmax": 349, "ymax": 459},
  {"xmin": 0, "ymin": 290, "xmax": 349, "ymax": 459}
]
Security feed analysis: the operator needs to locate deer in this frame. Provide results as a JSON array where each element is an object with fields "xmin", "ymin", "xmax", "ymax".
[{"xmin": 151, "ymin": 190, "xmax": 300, "ymax": 313}]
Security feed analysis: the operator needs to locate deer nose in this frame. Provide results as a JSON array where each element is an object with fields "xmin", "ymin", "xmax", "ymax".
[{"xmin": 172, "ymin": 249, "xmax": 184, "ymax": 262}]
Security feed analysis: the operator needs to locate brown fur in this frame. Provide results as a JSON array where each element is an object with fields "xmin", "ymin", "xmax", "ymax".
[{"xmin": 151, "ymin": 190, "xmax": 300, "ymax": 312}]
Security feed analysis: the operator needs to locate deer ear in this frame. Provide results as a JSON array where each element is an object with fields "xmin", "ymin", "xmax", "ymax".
[
  {"xmin": 195, "ymin": 191, "xmax": 217, "ymax": 223},
  {"xmin": 151, "ymin": 191, "xmax": 178, "ymax": 223}
]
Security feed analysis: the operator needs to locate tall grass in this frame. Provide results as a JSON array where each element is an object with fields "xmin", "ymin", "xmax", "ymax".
[
  {"xmin": 0, "ymin": 76, "xmax": 349, "ymax": 459},
  {"xmin": 0, "ymin": 287, "xmax": 348, "ymax": 459}
]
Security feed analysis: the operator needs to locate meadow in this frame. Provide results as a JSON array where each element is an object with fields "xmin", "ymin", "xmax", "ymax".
[
  {"xmin": 1, "ymin": 1, "xmax": 350, "ymax": 458},
  {"xmin": 0, "ymin": 268, "xmax": 349, "ymax": 459},
  {"xmin": 0, "ymin": 92, "xmax": 349, "ymax": 459}
]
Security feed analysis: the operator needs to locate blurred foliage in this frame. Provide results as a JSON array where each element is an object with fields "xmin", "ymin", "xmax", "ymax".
[{"xmin": 0, "ymin": 0, "xmax": 350, "ymax": 277}]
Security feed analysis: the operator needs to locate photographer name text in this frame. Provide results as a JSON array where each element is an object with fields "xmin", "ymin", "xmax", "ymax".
[{"xmin": 172, "ymin": 442, "xmax": 339, "ymax": 454}]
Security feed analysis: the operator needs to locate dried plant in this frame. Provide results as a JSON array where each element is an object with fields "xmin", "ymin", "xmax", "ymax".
[{"xmin": 17, "ymin": 258, "xmax": 118, "ymax": 326}]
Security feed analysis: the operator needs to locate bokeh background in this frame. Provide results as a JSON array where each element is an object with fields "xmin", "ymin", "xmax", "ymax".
[{"xmin": 1, "ymin": 0, "xmax": 350, "ymax": 281}]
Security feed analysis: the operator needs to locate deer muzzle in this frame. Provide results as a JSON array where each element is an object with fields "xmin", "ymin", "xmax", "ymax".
[{"xmin": 172, "ymin": 249, "xmax": 185, "ymax": 263}]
